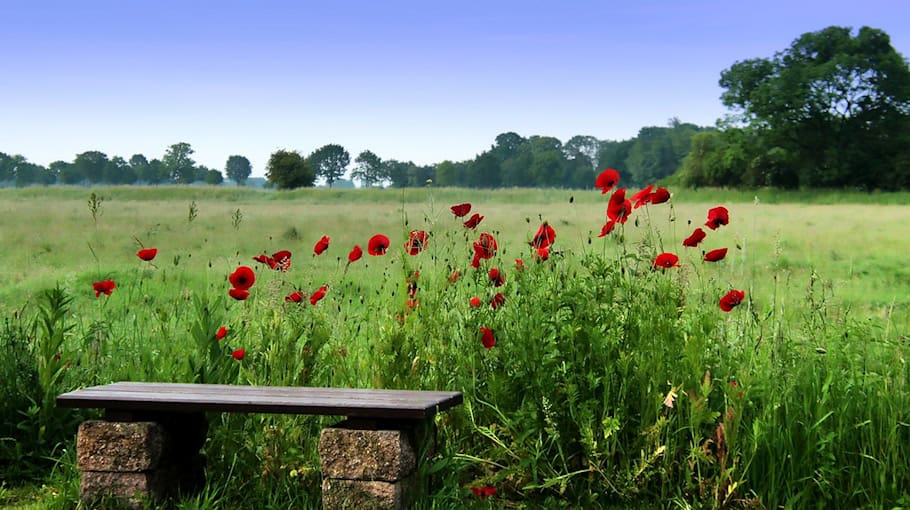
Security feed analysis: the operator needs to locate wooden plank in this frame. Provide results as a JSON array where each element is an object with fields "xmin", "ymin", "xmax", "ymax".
[{"xmin": 57, "ymin": 383, "xmax": 463, "ymax": 420}]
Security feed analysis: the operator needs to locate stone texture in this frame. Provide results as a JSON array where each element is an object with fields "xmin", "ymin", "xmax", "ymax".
[
  {"xmin": 319, "ymin": 427, "xmax": 416, "ymax": 481},
  {"xmin": 81, "ymin": 470, "xmax": 163, "ymax": 510},
  {"xmin": 322, "ymin": 475, "xmax": 416, "ymax": 510},
  {"xmin": 77, "ymin": 420, "xmax": 165, "ymax": 472}
]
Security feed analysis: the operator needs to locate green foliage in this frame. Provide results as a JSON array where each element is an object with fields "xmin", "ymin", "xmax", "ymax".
[
  {"xmin": 163, "ymin": 142, "xmax": 198, "ymax": 184},
  {"xmin": 351, "ymin": 149, "xmax": 385, "ymax": 187},
  {"xmin": 266, "ymin": 149, "xmax": 315, "ymax": 190},
  {"xmin": 225, "ymin": 155, "xmax": 252, "ymax": 186},
  {"xmin": 307, "ymin": 144, "xmax": 350, "ymax": 188}
]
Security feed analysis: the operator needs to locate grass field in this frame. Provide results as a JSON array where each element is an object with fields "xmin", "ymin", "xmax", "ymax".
[{"xmin": 1, "ymin": 185, "xmax": 908, "ymax": 509}]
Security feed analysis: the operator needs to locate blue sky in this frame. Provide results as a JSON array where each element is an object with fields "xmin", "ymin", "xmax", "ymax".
[{"xmin": 2, "ymin": 0, "xmax": 908, "ymax": 177}]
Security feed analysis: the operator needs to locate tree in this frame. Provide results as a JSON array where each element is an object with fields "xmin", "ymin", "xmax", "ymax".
[
  {"xmin": 265, "ymin": 150, "xmax": 314, "ymax": 189},
  {"xmin": 719, "ymin": 26, "xmax": 910, "ymax": 189},
  {"xmin": 129, "ymin": 154, "xmax": 153, "ymax": 183},
  {"xmin": 73, "ymin": 151, "xmax": 109, "ymax": 184},
  {"xmin": 563, "ymin": 135, "xmax": 600, "ymax": 170},
  {"xmin": 205, "ymin": 168, "xmax": 224, "ymax": 185},
  {"xmin": 162, "ymin": 142, "xmax": 197, "ymax": 184},
  {"xmin": 307, "ymin": 145, "xmax": 350, "ymax": 188},
  {"xmin": 351, "ymin": 150, "xmax": 385, "ymax": 187},
  {"xmin": 225, "ymin": 155, "xmax": 252, "ymax": 186}
]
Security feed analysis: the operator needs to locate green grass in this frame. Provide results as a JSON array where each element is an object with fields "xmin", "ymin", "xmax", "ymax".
[{"xmin": 0, "ymin": 185, "xmax": 907, "ymax": 509}]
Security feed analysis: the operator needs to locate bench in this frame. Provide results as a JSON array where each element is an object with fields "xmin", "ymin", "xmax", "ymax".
[{"xmin": 57, "ymin": 382, "xmax": 462, "ymax": 509}]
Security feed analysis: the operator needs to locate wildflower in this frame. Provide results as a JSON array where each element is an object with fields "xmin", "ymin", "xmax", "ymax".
[
  {"xmin": 92, "ymin": 279, "xmax": 116, "ymax": 297},
  {"xmin": 535, "ymin": 246, "xmax": 550, "ymax": 262},
  {"xmin": 137, "ymin": 248, "xmax": 157, "ymax": 261},
  {"xmin": 473, "ymin": 232, "xmax": 497, "ymax": 260},
  {"xmin": 271, "ymin": 250, "xmax": 292, "ymax": 271},
  {"xmin": 650, "ymin": 187, "xmax": 671, "ymax": 204},
  {"xmin": 598, "ymin": 220, "xmax": 616, "ymax": 237},
  {"xmin": 607, "ymin": 188, "xmax": 631, "ymax": 224},
  {"xmin": 704, "ymin": 248, "xmax": 728, "ymax": 262},
  {"xmin": 531, "ymin": 222, "xmax": 555, "ymax": 249},
  {"xmin": 683, "ymin": 228, "xmax": 706, "ymax": 247},
  {"xmin": 215, "ymin": 326, "xmax": 227, "ymax": 340},
  {"xmin": 514, "ymin": 258, "xmax": 525, "ymax": 271},
  {"xmin": 252, "ymin": 254, "xmax": 275, "ymax": 268},
  {"xmin": 231, "ymin": 348, "xmax": 246, "ymax": 361},
  {"xmin": 450, "ymin": 203, "xmax": 471, "ymax": 217},
  {"xmin": 489, "ymin": 268, "xmax": 505, "ymax": 287},
  {"xmin": 719, "ymin": 289, "xmax": 745, "ymax": 312},
  {"xmin": 310, "ymin": 285, "xmax": 328, "ymax": 305},
  {"xmin": 630, "ymin": 184, "xmax": 654, "ymax": 208},
  {"xmin": 470, "ymin": 296, "xmax": 481, "ymax": 308},
  {"xmin": 228, "ymin": 288, "xmax": 250, "ymax": 300},
  {"xmin": 595, "ymin": 168, "xmax": 620, "ymax": 194},
  {"xmin": 654, "ymin": 253, "xmax": 680, "ymax": 269},
  {"xmin": 490, "ymin": 293, "xmax": 505, "ymax": 309},
  {"xmin": 705, "ymin": 206, "xmax": 730, "ymax": 230},
  {"xmin": 463, "ymin": 213, "xmax": 484, "ymax": 229},
  {"xmin": 229, "ymin": 266, "xmax": 256, "ymax": 290},
  {"xmin": 367, "ymin": 234, "xmax": 390, "ymax": 256},
  {"xmin": 471, "ymin": 486, "xmax": 497, "ymax": 499},
  {"xmin": 285, "ymin": 291, "xmax": 304, "ymax": 303},
  {"xmin": 348, "ymin": 245, "xmax": 363, "ymax": 263},
  {"xmin": 448, "ymin": 269, "xmax": 460, "ymax": 283},
  {"xmin": 405, "ymin": 230, "xmax": 429, "ymax": 256},
  {"xmin": 314, "ymin": 236, "xmax": 330, "ymax": 255},
  {"xmin": 479, "ymin": 327, "xmax": 495, "ymax": 349}
]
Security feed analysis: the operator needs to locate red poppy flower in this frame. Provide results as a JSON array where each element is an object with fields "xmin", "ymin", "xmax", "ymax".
[
  {"xmin": 450, "ymin": 203, "xmax": 472, "ymax": 217},
  {"xmin": 228, "ymin": 288, "xmax": 250, "ymax": 300},
  {"xmin": 463, "ymin": 213, "xmax": 484, "ymax": 229},
  {"xmin": 405, "ymin": 230, "xmax": 429, "ymax": 256},
  {"xmin": 535, "ymin": 246, "xmax": 550, "ymax": 262},
  {"xmin": 705, "ymin": 206, "xmax": 730, "ymax": 230},
  {"xmin": 310, "ymin": 285, "xmax": 328, "ymax": 305},
  {"xmin": 490, "ymin": 293, "xmax": 505, "ymax": 309},
  {"xmin": 471, "ymin": 486, "xmax": 497, "ymax": 499},
  {"xmin": 531, "ymin": 222, "xmax": 556, "ymax": 249},
  {"xmin": 314, "ymin": 236, "xmax": 330, "ymax": 255},
  {"xmin": 406, "ymin": 298, "xmax": 418, "ymax": 310},
  {"xmin": 489, "ymin": 268, "xmax": 506, "ymax": 287},
  {"xmin": 348, "ymin": 245, "xmax": 363, "ymax": 263},
  {"xmin": 252, "ymin": 254, "xmax": 275, "ymax": 268},
  {"xmin": 92, "ymin": 279, "xmax": 116, "ymax": 297},
  {"xmin": 285, "ymin": 291, "xmax": 304, "ymax": 303},
  {"xmin": 473, "ymin": 232, "xmax": 498, "ymax": 260},
  {"xmin": 654, "ymin": 252, "xmax": 680, "ymax": 269},
  {"xmin": 137, "ymin": 248, "xmax": 157, "ymax": 261},
  {"xmin": 215, "ymin": 326, "xmax": 227, "ymax": 340},
  {"xmin": 229, "ymin": 266, "xmax": 256, "ymax": 290},
  {"xmin": 595, "ymin": 168, "xmax": 620, "ymax": 194},
  {"xmin": 407, "ymin": 271, "xmax": 419, "ymax": 298},
  {"xmin": 719, "ymin": 289, "xmax": 745, "ymax": 312},
  {"xmin": 470, "ymin": 296, "xmax": 481, "ymax": 308},
  {"xmin": 683, "ymin": 228, "xmax": 706, "ymax": 247},
  {"xmin": 515, "ymin": 258, "xmax": 525, "ymax": 271},
  {"xmin": 631, "ymin": 184, "xmax": 654, "ymax": 208},
  {"xmin": 367, "ymin": 234, "xmax": 390, "ymax": 256},
  {"xmin": 479, "ymin": 327, "xmax": 495, "ymax": 349},
  {"xmin": 607, "ymin": 188, "xmax": 632, "ymax": 223},
  {"xmin": 704, "ymin": 248, "xmax": 728, "ymax": 262},
  {"xmin": 598, "ymin": 220, "xmax": 617, "ymax": 237},
  {"xmin": 271, "ymin": 250, "xmax": 292, "ymax": 272},
  {"xmin": 650, "ymin": 187, "xmax": 671, "ymax": 204},
  {"xmin": 231, "ymin": 348, "xmax": 246, "ymax": 361},
  {"xmin": 448, "ymin": 269, "xmax": 460, "ymax": 283}
]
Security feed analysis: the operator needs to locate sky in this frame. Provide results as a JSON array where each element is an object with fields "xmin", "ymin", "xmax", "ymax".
[{"xmin": 2, "ymin": 0, "xmax": 908, "ymax": 177}]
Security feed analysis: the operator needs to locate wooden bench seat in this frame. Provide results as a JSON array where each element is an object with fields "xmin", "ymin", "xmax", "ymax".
[{"xmin": 57, "ymin": 382, "xmax": 463, "ymax": 510}]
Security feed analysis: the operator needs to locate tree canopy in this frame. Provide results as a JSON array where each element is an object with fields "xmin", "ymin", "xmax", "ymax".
[
  {"xmin": 265, "ymin": 150, "xmax": 315, "ymax": 190},
  {"xmin": 308, "ymin": 144, "xmax": 350, "ymax": 188},
  {"xmin": 225, "ymin": 155, "xmax": 252, "ymax": 185}
]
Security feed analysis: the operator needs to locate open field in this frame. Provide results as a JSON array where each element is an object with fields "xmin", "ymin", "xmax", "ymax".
[{"xmin": 1, "ymin": 185, "xmax": 908, "ymax": 509}]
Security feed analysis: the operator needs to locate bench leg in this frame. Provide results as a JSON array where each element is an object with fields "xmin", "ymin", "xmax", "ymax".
[
  {"xmin": 318, "ymin": 419, "xmax": 435, "ymax": 510},
  {"xmin": 76, "ymin": 411, "xmax": 207, "ymax": 509}
]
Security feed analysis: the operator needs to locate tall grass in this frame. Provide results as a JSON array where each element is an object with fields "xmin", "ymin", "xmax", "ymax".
[{"xmin": 0, "ymin": 186, "xmax": 907, "ymax": 508}]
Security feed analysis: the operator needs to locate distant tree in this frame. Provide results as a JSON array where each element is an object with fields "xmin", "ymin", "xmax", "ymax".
[
  {"xmin": 0, "ymin": 152, "xmax": 14, "ymax": 182},
  {"xmin": 103, "ymin": 156, "xmax": 136, "ymax": 184},
  {"xmin": 385, "ymin": 159, "xmax": 413, "ymax": 188},
  {"xmin": 466, "ymin": 152, "xmax": 501, "ymax": 188},
  {"xmin": 434, "ymin": 160, "xmax": 461, "ymax": 187},
  {"xmin": 162, "ymin": 142, "xmax": 197, "ymax": 184},
  {"xmin": 307, "ymin": 144, "xmax": 350, "ymax": 188},
  {"xmin": 73, "ymin": 151, "xmax": 109, "ymax": 183},
  {"xmin": 719, "ymin": 26, "xmax": 910, "ymax": 189},
  {"xmin": 48, "ymin": 161, "xmax": 70, "ymax": 184},
  {"xmin": 147, "ymin": 158, "xmax": 168, "ymax": 185},
  {"xmin": 225, "ymin": 155, "xmax": 252, "ymax": 185},
  {"xmin": 129, "ymin": 154, "xmax": 152, "ymax": 183},
  {"xmin": 265, "ymin": 150, "xmax": 314, "ymax": 189},
  {"xmin": 564, "ymin": 135, "xmax": 600, "ymax": 170},
  {"xmin": 351, "ymin": 150, "xmax": 385, "ymax": 187},
  {"xmin": 205, "ymin": 168, "xmax": 224, "ymax": 185}
]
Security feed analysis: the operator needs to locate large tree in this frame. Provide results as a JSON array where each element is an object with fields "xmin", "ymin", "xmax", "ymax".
[
  {"xmin": 265, "ymin": 150, "xmax": 314, "ymax": 189},
  {"xmin": 351, "ymin": 150, "xmax": 385, "ymax": 188},
  {"xmin": 308, "ymin": 144, "xmax": 350, "ymax": 188},
  {"xmin": 225, "ymin": 155, "xmax": 252, "ymax": 185},
  {"xmin": 73, "ymin": 151, "xmax": 108, "ymax": 184},
  {"xmin": 162, "ymin": 142, "xmax": 197, "ymax": 184},
  {"xmin": 719, "ymin": 26, "xmax": 910, "ymax": 189}
]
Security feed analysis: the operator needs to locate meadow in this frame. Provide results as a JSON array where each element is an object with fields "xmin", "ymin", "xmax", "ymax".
[{"xmin": 0, "ymin": 185, "xmax": 908, "ymax": 509}]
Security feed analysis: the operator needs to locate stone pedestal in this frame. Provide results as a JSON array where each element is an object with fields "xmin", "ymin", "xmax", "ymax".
[
  {"xmin": 77, "ymin": 412, "xmax": 207, "ymax": 509},
  {"xmin": 318, "ymin": 419, "xmax": 433, "ymax": 510}
]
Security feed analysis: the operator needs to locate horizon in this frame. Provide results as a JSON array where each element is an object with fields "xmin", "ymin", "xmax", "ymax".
[{"xmin": 2, "ymin": 0, "xmax": 908, "ymax": 177}]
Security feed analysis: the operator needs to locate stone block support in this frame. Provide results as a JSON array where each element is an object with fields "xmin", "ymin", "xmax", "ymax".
[{"xmin": 318, "ymin": 419, "xmax": 434, "ymax": 510}]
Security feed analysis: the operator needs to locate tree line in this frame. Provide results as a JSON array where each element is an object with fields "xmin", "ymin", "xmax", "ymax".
[{"xmin": 3, "ymin": 26, "xmax": 907, "ymax": 191}]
